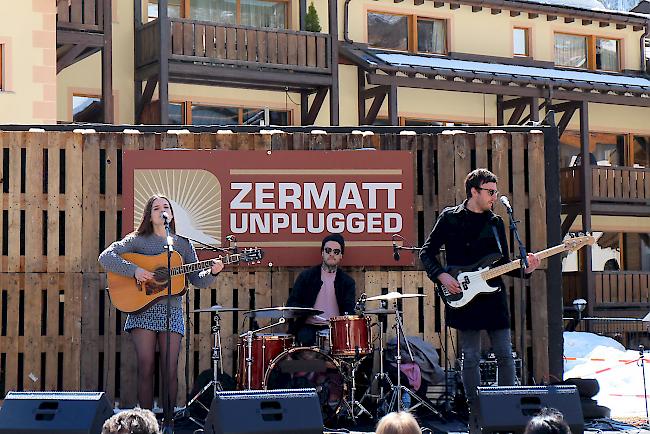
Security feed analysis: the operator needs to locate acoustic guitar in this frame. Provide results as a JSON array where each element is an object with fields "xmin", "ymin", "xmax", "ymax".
[
  {"xmin": 436, "ymin": 235, "xmax": 594, "ymax": 308},
  {"xmin": 107, "ymin": 248, "xmax": 263, "ymax": 313}
]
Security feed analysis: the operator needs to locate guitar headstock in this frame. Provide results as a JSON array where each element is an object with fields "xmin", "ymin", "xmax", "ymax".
[
  {"xmin": 563, "ymin": 233, "xmax": 595, "ymax": 252},
  {"xmin": 239, "ymin": 247, "xmax": 264, "ymax": 264}
]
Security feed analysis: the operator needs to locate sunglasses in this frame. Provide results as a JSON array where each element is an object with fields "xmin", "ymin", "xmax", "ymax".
[
  {"xmin": 478, "ymin": 187, "xmax": 499, "ymax": 196},
  {"xmin": 324, "ymin": 247, "xmax": 342, "ymax": 255}
]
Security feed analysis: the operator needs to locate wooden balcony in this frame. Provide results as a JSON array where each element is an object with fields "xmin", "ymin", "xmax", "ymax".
[
  {"xmin": 561, "ymin": 166, "xmax": 650, "ymax": 211},
  {"xmin": 135, "ymin": 17, "xmax": 333, "ymax": 91},
  {"xmin": 563, "ymin": 271, "xmax": 650, "ymax": 313},
  {"xmin": 56, "ymin": 0, "xmax": 110, "ymax": 73}
]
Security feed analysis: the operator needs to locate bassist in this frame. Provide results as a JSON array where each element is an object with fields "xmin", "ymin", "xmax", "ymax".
[{"xmin": 419, "ymin": 169, "xmax": 539, "ymax": 432}]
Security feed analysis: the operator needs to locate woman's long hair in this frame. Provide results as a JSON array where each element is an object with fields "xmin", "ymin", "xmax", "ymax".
[{"xmin": 136, "ymin": 194, "xmax": 176, "ymax": 236}]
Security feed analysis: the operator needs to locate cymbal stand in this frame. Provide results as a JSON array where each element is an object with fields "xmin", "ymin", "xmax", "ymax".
[
  {"xmin": 359, "ymin": 318, "xmax": 386, "ymax": 412},
  {"xmin": 241, "ymin": 317, "xmax": 286, "ymax": 390},
  {"xmin": 384, "ymin": 300, "xmax": 444, "ymax": 419},
  {"xmin": 185, "ymin": 313, "xmax": 225, "ymax": 426}
]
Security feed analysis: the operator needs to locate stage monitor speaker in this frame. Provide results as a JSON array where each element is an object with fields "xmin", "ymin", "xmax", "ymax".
[
  {"xmin": 204, "ymin": 388, "xmax": 323, "ymax": 434},
  {"xmin": 477, "ymin": 385, "xmax": 584, "ymax": 434},
  {"xmin": 0, "ymin": 391, "xmax": 113, "ymax": 434}
]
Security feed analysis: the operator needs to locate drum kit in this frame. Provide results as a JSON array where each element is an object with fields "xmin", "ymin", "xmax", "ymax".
[{"xmin": 185, "ymin": 291, "xmax": 443, "ymax": 427}]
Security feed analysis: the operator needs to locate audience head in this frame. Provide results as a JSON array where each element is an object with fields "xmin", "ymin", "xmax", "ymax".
[
  {"xmin": 375, "ymin": 411, "xmax": 422, "ymax": 434},
  {"xmin": 524, "ymin": 408, "xmax": 572, "ymax": 434},
  {"xmin": 101, "ymin": 408, "xmax": 160, "ymax": 434}
]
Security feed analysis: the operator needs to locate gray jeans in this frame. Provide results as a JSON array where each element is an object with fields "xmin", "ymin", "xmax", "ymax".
[{"xmin": 458, "ymin": 328, "xmax": 515, "ymax": 406}]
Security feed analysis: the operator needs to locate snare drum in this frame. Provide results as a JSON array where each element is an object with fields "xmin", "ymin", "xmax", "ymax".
[
  {"xmin": 329, "ymin": 315, "xmax": 372, "ymax": 357},
  {"xmin": 236, "ymin": 333, "xmax": 294, "ymax": 389}
]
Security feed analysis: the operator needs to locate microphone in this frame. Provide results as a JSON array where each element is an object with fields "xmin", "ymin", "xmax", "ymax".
[
  {"xmin": 161, "ymin": 211, "xmax": 170, "ymax": 222},
  {"xmin": 393, "ymin": 239, "xmax": 400, "ymax": 261},
  {"xmin": 499, "ymin": 195, "xmax": 513, "ymax": 213}
]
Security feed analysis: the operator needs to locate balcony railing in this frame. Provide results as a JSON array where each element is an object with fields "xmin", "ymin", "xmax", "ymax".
[
  {"xmin": 56, "ymin": 0, "xmax": 105, "ymax": 32},
  {"xmin": 136, "ymin": 17, "xmax": 332, "ymax": 74},
  {"xmin": 563, "ymin": 271, "xmax": 650, "ymax": 308},
  {"xmin": 561, "ymin": 166, "xmax": 650, "ymax": 204}
]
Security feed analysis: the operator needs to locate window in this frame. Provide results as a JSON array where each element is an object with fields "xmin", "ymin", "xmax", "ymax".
[
  {"xmin": 595, "ymin": 37, "xmax": 619, "ymax": 71},
  {"xmin": 148, "ymin": 0, "xmax": 287, "ymax": 29},
  {"xmin": 632, "ymin": 136, "xmax": 650, "ymax": 168},
  {"xmin": 167, "ymin": 101, "xmax": 290, "ymax": 125},
  {"xmin": 555, "ymin": 33, "xmax": 588, "ymax": 69},
  {"xmin": 72, "ymin": 95, "xmax": 103, "ymax": 123},
  {"xmin": 367, "ymin": 12, "xmax": 446, "ymax": 54},
  {"xmin": 554, "ymin": 33, "xmax": 620, "ymax": 71},
  {"xmin": 368, "ymin": 13, "xmax": 409, "ymax": 51},
  {"xmin": 513, "ymin": 27, "xmax": 529, "ymax": 57}
]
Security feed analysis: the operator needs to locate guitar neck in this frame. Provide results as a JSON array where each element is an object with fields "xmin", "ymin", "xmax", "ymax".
[
  {"xmin": 480, "ymin": 244, "xmax": 567, "ymax": 281},
  {"xmin": 171, "ymin": 254, "xmax": 240, "ymax": 276}
]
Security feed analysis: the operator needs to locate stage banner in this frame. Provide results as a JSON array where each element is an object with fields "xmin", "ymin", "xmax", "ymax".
[{"xmin": 122, "ymin": 150, "xmax": 414, "ymax": 266}]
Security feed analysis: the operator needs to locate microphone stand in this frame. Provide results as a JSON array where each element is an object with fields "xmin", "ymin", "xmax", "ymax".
[
  {"xmin": 504, "ymin": 205, "xmax": 528, "ymax": 385},
  {"xmin": 162, "ymin": 215, "xmax": 174, "ymax": 434}
]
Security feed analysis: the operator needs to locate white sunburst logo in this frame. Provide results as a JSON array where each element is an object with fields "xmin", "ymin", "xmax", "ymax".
[{"xmin": 133, "ymin": 169, "xmax": 221, "ymax": 246}]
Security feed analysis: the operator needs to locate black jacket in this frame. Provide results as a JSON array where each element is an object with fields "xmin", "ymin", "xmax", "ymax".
[
  {"xmin": 286, "ymin": 265, "xmax": 357, "ymax": 332},
  {"xmin": 420, "ymin": 201, "xmax": 527, "ymax": 330}
]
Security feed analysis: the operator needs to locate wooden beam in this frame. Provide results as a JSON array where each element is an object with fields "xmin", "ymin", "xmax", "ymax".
[
  {"xmin": 561, "ymin": 207, "xmax": 580, "ymax": 238},
  {"xmin": 300, "ymin": 93, "xmax": 309, "ymax": 125},
  {"xmin": 582, "ymin": 19, "xmax": 592, "ymax": 26},
  {"xmin": 633, "ymin": 25, "xmax": 644, "ymax": 32},
  {"xmin": 502, "ymin": 96, "xmax": 529, "ymax": 110},
  {"xmin": 508, "ymin": 102, "xmax": 527, "ymax": 125},
  {"xmin": 510, "ymin": 10, "xmax": 521, "ymax": 17},
  {"xmin": 491, "ymin": 8, "xmax": 502, "ymax": 14},
  {"xmin": 472, "ymin": 6, "xmax": 482, "ymax": 12},
  {"xmin": 357, "ymin": 69, "xmax": 366, "ymax": 125},
  {"xmin": 616, "ymin": 23, "xmax": 626, "ymax": 30},
  {"xmin": 528, "ymin": 13, "xmax": 539, "ymax": 19},
  {"xmin": 304, "ymin": 87, "xmax": 328, "ymax": 125},
  {"xmin": 159, "ymin": 0, "xmax": 170, "ymax": 124},
  {"xmin": 564, "ymin": 17, "xmax": 575, "ymax": 23},
  {"xmin": 363, "ymin": 85, "xmax": 390, "ymax": 100},
  {"xmin": 579, "ymin": 100, "xmax": 594, "ymax": 317},
  {"xmin": 433, "ymin": 1, "xmax": 445, "ymax": 7},
  {"xmin": 496, "ymin": 95, "xmax": 504, "ymax": 125},
  {"xmin": 102, "ymin": 0, "xmax": 114, "ymax": 123},
  {"xmin": 557, "ymin": 105, "xmax": 578, "ymax": 136},
  {"xmin": 57, "ymin": 43, "xmax": 88, "ymax": 73},
  {"xmin": 414, "ymin": 0, "xmax": 425, "ymax": 5},
  {"xmin": 328, "ymin": 0, "xmax": 339, "ymax": 125},
  {"xmin": 550, "ymin": 100, "xmax": 581, "ymax": 114},
  {"xmin": 135, "ymin": 76, "xmax": 158, "ymax": 123},
  {"xmin": 388, "ymin": 82, "xmax": 398, "ymax": 126},
  {"xmin": 599, "ymin": 22, "xmax": 609, "ymax": 27},
  {"xmin": 547, "ymin": 15, "xmax": 557, "ymax": 21},
  {"xmin": 299, "ymin": 0, "xmax": 307, "ymax": 30},
  {"xmin": 449, "ymin": 3, "xmax": 460, "ymax": 9},
  {"xmin": 394, "ymin": 0, "xmax": 405, "ymax": 4},
  {"xmin": 365, "ymin": 89, "xmax": 388, "ymax": 125}
]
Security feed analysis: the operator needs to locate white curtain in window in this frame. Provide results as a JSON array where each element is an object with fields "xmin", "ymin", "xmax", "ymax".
[
  {"xmin": 191, "ymin": 0, "xmax": 236, "ymax": 24},
  {"xmin": 596, "ymin": 38, "xmax": 618, "ymax": 71},
  {"xmin": 555, "ymin": 34, "xmax": 587, "ymax": 68},
  {"xmin": 241, "ymin": 0, "xmax": 286, "ymax": 29},
  {"xmin": 417, "ymin": 19, "xmax": 446, "ymax": 54}
]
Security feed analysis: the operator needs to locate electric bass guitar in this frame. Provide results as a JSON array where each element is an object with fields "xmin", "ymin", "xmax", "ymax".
[
  {"xmin": 106, "ymin": 248, "xmax": 263, "ymax": 313},
  {"xmin": 436, "ymin": 235, "xmax": 594, "ymax": 309}
]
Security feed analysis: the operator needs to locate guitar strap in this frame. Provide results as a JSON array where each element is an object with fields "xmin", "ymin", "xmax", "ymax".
[{"xmin": 491, "ymin": 224, "xmax": 504, "ymax": 256}]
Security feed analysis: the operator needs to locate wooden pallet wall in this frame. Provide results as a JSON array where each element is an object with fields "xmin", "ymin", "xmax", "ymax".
[{"xmin": 0, "ymin": 130, "xmax": 550, "ymax": 406}]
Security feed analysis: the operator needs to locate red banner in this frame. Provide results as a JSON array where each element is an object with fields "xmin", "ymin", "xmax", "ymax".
[{"xmin": 122, "ymin": 150, "xmax": 414, "ymax": 266}]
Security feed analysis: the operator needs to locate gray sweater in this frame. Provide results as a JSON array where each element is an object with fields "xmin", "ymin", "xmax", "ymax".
[{"xmin": 98, "ymin": 233, "xmax": 217, "ymax": 308}]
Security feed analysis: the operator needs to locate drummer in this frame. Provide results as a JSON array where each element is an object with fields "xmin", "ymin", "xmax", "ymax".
[{"xmin": 287, "ymin": 233, "xmax": 357, "ymax": 346}]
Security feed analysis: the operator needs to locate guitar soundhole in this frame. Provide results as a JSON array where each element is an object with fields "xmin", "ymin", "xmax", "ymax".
[{"xmin": 145, "ymin": 269, "xmax": 170, "ymax": 295}]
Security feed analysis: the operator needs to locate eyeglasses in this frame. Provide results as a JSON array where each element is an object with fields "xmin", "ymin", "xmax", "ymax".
[
  {"xmin": 324, "ymin": 247, "xmax": 342, "ymax": 255},
  {"xmin": 478, "ymin": 187, "xmax": 499, "ymax": 196}
]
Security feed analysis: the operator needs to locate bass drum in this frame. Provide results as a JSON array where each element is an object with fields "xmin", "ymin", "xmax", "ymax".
[{"xmin": 264, "ymin": 347, "xmax": 344, "ymax": 422}]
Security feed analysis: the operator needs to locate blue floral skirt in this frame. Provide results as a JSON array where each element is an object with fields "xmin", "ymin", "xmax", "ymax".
[{"xmin": 124, "ymin": 303, "xmax": 185, "ymax": 336}]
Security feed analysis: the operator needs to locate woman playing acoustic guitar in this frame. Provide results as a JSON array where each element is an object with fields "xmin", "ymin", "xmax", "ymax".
[{"xmin": 99, "ymin": 194, "xmax": 223, "ymax": 412}]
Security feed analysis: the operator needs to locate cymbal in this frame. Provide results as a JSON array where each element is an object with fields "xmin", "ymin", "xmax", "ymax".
[
  {"xmin": 245, "ymin": 306, "xmax": 324, "ymax": 319},
  {"xmin": 191, "ymin": 305, "xmax": 246, "ymax": 313},
  {"xmin": 366, "ymin": 292, "xmax": 426, "ymax": 301},
  {"xmin": 364, "ymin": 308, "xmax": 397, "ymax": 315}
]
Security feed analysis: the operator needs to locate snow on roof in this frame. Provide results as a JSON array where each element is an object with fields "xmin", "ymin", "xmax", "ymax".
[
  {"xmin": 374, "ymin": 51, "xmax": 650, "ymax": 90},
  {"xmin": 522, "ymin": 0, "xmax": 607, "ymax": 11}
]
